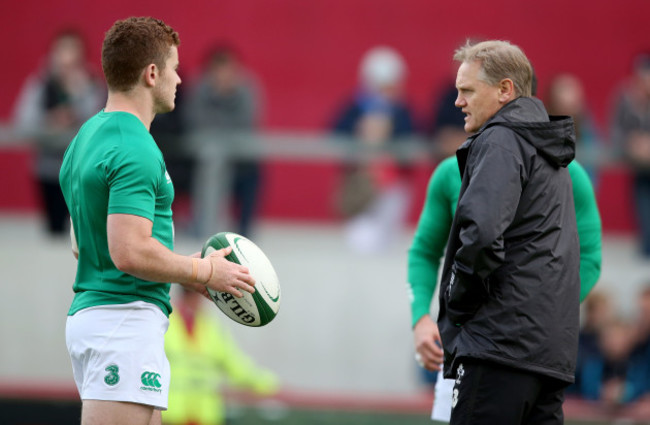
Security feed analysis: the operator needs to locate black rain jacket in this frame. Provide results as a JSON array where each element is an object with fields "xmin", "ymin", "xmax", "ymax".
[{"xmin": 438, "ymin": 97, "xmax": 580, "ymax": 384}]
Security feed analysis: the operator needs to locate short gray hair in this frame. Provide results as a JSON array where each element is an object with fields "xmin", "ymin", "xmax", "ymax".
[{"xmin": 454, "ymin": 40, "xmax": 533, "ymax": 98}]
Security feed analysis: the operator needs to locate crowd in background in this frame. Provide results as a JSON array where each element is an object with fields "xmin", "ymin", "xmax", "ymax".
[
  {"xmin": 570, "ymin": 286, "xmax": 650, "ymax": 417},
  {"xmin": 11, "ymin": 30, "xmax": 650, "ymax": 260},
  {"xmin": 9, "ymin": 28, "xmax": 650, "ymax": 419},
  {"xmin": 11, "ymin": 29, "xmax": 105, "ymax": 235}
]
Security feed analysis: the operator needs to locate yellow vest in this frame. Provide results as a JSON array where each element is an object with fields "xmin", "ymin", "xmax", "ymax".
[{"xmin": 162, "ymin": 307, "xmax": 278, "ymax": 425}]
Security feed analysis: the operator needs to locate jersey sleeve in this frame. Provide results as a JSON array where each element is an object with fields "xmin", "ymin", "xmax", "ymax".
[
  {"xmin": 569, "ymin": 161, "xmax": 602, "ymax": 301},
  {"xmin": 105, "ymin": 139, "xmax": 163, "ymax": 222},
  {"xmin": 407, "ymin": 158, "xmax": 457, "ymax": 327}
]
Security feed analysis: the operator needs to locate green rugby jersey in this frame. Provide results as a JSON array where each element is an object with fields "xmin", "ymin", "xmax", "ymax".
[
  {"xmin": 407, "ymin": 156, "xmax": 602, "ymax": 328},
  {"xmin": 60, "ymin": 110, "xmax": 175, "ymax": 316}
]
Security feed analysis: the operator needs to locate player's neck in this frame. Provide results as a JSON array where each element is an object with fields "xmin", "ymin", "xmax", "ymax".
[{"xmin": 104, "ymin": 89, "xmax": 155, "ymax": 131}]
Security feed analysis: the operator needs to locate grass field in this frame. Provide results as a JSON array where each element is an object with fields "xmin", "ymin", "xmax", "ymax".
[
  {"xmin": 0, "ymin": 397, "xmax": 641, "ymax": 425},
  {"xmin": 227, "ymin": 406, "xmax": 622, "ymax": 425}
]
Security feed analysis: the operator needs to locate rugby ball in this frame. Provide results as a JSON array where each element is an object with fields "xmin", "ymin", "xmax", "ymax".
[{"xmin": 201, "ymin": 232, "xmax": 280, "ymax": 327}]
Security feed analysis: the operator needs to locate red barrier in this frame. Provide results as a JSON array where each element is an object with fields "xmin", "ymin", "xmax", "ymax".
[{"xmin": 0, "ymin": 146, "xmax": 637, "ymax": 234}]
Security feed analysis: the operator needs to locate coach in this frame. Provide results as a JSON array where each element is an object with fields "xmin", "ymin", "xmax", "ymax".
[{"xmin": 438, "ymin": 40, "xmax": 580, "ymax": 425}]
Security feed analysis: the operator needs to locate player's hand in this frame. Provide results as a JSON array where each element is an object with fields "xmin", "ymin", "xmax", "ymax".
[
  {"xmin": 413, "ymin": 315, "xmax": 444, "ymax": 372},
  {"xmin": 203, "ymin": 247, "xmax": 256, "ymax": 298}
]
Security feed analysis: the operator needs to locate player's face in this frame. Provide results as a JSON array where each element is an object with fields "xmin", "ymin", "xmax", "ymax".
[
  {"xmin": 154, "ymin": 46, "xmax": 181, "ymax": 114},
  {"xmin": 455, "ymin": 60, "xmax": 503, "ymax": 134}
]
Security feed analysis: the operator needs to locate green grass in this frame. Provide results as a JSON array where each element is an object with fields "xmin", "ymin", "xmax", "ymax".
[{"xmin": 227, "ymin": 406, "xmax": 614, "ymax": 425}]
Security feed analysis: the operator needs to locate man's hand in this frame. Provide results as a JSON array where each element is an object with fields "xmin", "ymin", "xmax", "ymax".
[
  {"xmin": 413, "ymin": 315, "xmax": 444, "ymax": 372},
  {"xmin": 202, "ymin": 247, "xmax": 256, "ymax": 298}
]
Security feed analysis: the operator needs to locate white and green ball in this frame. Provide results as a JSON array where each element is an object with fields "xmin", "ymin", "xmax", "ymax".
[{"xmin": 201, "ymin": 232, "xmax": 280, "ymax": 327}]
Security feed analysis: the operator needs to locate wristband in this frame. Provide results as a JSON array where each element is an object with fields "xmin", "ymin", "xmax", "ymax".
[{"xmin": 202, "ymin": 260, "xmax": 213, "ymax": 285}]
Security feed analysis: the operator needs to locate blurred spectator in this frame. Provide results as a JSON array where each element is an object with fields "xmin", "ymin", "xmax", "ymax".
[
  {"xmin": 631, "ymin": 285, "xmax": 650, "ymax": 352},
  {"xmin": 332, "ymin": 46, "xmax": 415, "ymax": 141},
  {"xmin": 579, "ymin": 292, "xmax": 614, "ymax": 361},
  {"xmin": 625, "ymin": 285, "xmax": 650, "ymax": 416},
  {"xmin": 570, "ymin": 291, "xmax": 614, "ymax": 395},
  {"xmin": 12, "ymin": 29, "xmax": 104, "ymax": 235},
  {"xmin": 629, "ymin": 285, "xmax": 650, "ymax": 386},
  {"xmin": 331, "ymin": 46, "xmax": 417, "ymax": 253},
  {"xmin": 575, "ymin": 287, "xmax": 650, "ymax": 414},
  {"xmin": 162, "ymin": 288, "xmax": 279, "ymax": 425},
  {"xmin": 427, "ymin": 81, "xmax": 466, "ymax": 161},
  {"xmin": 184, "ymin": 45, "xmax": 262, "ymax": 237},
  {"xmin": 578, "ymin": 318, "xmax": 636, "ymax": 408},
  {"xmin": 545, "ymin": 73, "xmax": 602, "ymax": 186},
  {"xmin": 610, "ymin": 52, "xmax": 650, "ymax": 258},
  {"xmin": 150, "ymin": 75, "xmax": 194, "ymax": 224}
]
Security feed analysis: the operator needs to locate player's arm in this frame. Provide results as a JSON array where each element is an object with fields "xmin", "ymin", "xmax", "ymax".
[
  {"xmin": 105, "ymin": 140, "xmax": 255, "ymax": 298},
  {"xmin": 408, "ymin": 158, "xmax": 456, "ymax": 327},
  {"xmin": 408, "ymin": 158, "xmax": 456, "ymax": 371},
  {"xmin": 107, "ymin": 213, "xmax": 255, "ymax": 297},
  {"xmin": 569, "ymin": 161, "xmax": 602, "ymax": 301},
  {"xmin": 449, "ymin": 136, "xmax": 522, "ymax": 324}
]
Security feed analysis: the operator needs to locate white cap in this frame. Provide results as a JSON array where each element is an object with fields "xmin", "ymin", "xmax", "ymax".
[{"xmin": 359, "ymin": 46, "xmax": 406, "ymax": 90}]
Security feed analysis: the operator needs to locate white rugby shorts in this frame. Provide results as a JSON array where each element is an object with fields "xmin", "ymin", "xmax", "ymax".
[
  {"xmin": 66, "ymin": 301, "xmax": 170, "ymax": 410},
  {"xmin": 432, "ymin": 370, "xmax": 454, "ymax": 423}
]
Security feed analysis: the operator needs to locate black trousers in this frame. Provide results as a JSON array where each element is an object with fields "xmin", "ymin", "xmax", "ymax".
[
  {"xmin": 231, "ymin": 161, "xmax": 261, "ymax": 238},
  {"xmin": 39, "ymin": 179, "xmax": 69, "ymax": 235},
  {"xmin": 450, "ymin": 360, "xmax": 568, "ymax": 425}
]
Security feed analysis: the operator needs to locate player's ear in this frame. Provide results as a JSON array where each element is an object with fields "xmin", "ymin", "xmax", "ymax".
[
  {"xmin": 142, "ymin": 64, "xmax": 158, "ymax": 88},
  {"xmin": 498, "ymin": 78, "xmax": 515, "ymax": 103}
]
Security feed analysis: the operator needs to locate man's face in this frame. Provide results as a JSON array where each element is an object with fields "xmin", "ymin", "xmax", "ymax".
[
  {"xmin": 153, "ymin": 46, "xmax": 181, "ymax": 114},
  {"xmin": 636, "ymin": 67, "xmax": 650, "ymax": 97},
  {"xmin": 455, "ymin": 60, "xmax": 503, "ymax": 133},
  {"xmin": 50, "ymin": 35, "xmax": 84, "ymax": 76},
  {"xmin": 210, "ymin": 59, "xmax": 239, "ymax": 94}
]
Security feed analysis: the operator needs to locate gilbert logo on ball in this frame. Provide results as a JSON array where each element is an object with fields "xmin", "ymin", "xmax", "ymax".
[{"xmin": 201, "ymin": 232, "xmax": 281, "ymax": 327}]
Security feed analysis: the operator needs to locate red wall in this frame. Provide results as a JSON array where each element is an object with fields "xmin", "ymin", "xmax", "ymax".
[
  {"xmin": 1, "ymin": 0, "xmax": 645, "ymax": 233},
  {"xmin": 0, "ymin": 146, "xmax": 38, "ymax": 212},
  {"xmin": 2, "ymin": 0, "xmax": 649, "ymax": 129}
]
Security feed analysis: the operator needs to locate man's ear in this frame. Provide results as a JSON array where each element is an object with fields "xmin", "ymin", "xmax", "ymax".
[
  {"xmin": 498, "ymin": 78, "xmax": 515, "ymax": 103},
  {"xmin": 143, "ymin": 64, "xmax": 158, "ymax": 88}
]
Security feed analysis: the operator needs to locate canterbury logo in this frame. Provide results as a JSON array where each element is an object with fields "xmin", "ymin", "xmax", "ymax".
[{"xmin": 140, "ymin": 372, "xmax": 162, "ymax": 389}]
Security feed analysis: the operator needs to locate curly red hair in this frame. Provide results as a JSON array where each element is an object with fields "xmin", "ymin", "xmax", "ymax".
[{"xmin": 102, "ymin": 17, "xmax": 180, "ymax": 92}]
